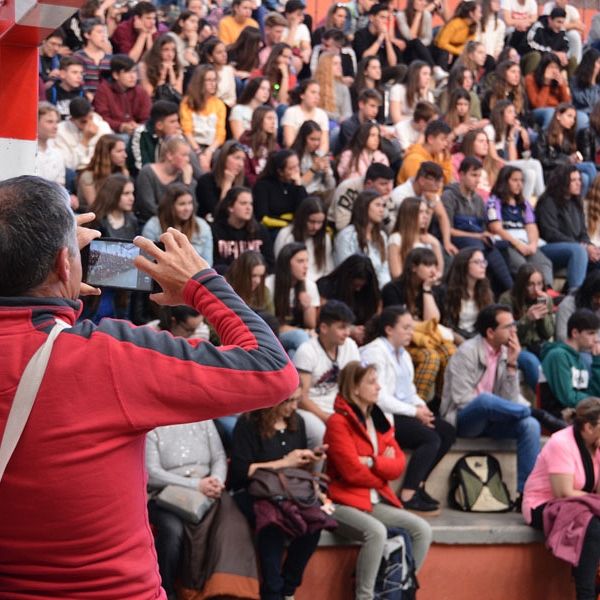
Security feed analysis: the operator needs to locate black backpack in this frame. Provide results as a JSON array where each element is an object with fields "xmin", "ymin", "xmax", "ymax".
[
  {"xmin": 374, "ymin": 527, "xmax": 418, "ymax": 600},
  {"xmin": 448, "ymin": 453, "xmax": 513, "ymax": 512}
]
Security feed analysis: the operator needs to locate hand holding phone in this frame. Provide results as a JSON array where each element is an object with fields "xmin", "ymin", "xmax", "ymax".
[{"xmin": 134, "ymin": 228, "xmax": 211, "ymax": 306}]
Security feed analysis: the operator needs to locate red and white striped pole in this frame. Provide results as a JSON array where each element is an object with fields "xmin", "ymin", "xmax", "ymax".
[{"xmin": 0, "ymin": 0, "xmax": 84, "ymax": 180}]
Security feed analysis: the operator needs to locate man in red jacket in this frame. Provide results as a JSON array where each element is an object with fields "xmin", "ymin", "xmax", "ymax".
[
  {"xmin": 93, "ymin": 54, "xmax": 151, "ymax": 136},
  {"xmin": 0, "ymin": 175, "xmax": 298, "ymax": 600}
]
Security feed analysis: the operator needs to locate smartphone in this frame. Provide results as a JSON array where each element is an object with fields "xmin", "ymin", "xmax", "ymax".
[
  {"xmin": 536, "ymin": 297, "xmax": 547, "ymax": 304},
  {"xmin": 81, "ymin": 238, "xmax": 162, "ymax": 292}
]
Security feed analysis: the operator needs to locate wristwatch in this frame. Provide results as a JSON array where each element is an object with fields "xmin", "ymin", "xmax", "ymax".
[{"xmin": 366, "ymin": 457, "xmax": 374, "ymax": 468}]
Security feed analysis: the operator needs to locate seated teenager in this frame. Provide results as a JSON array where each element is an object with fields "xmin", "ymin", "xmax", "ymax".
[
  {"xmin": 499, "ymin": 264, "xmax": 555, "ymax": 392},
  {"xmin": 93, "ymin": 54, "xmax": 152, "ymax": 137},
  {"xmin": 333, "ymin": 189, "xmax": 391, "ymax": 289},
  {"xmin": 293, "ymin": 300, "xmax": 361, "ymax": 448},
  {"xmin": 382, "ymin": 248, "xmax": 456, "ymax": 402},
  {"xmin": 541, "ymin": 309, "xmax": 600, "ymax": 416},
  {"xmin": 361, "ymin": 306, "xmax": 456, "ymax": 514},
  {"xmin": 274, "ymin": 196, "xmax": 333, "ymax": 283},
  {"xmin": 485, "ymin": 165, "xmax": 553, "ymax": 284},
  {"xmin": 442, "ymin": 156, "xmax": 513, "ymax": 296},
  {"xmin": 211, "ymin": 186, "xmax": 274, "ymax": 274},
  {"xmin": 317, "ymin": 255, "xmax": 382, "ymax": 347}
]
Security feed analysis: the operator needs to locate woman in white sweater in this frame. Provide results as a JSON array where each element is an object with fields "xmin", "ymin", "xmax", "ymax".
[{"xmin": 360, "ymin": 306, "xmax": 456, "ymax": 515}]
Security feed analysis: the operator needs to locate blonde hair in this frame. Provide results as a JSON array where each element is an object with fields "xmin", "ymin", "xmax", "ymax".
[{"xmin": 315, "ymin": 52, "xmax": 341, "ymax": 115}]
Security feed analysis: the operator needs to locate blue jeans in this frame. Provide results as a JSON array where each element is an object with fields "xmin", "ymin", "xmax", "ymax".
[
  {"xmin": 279, "ymin": 328, "xmax": 310, "ymax": 359},
  {"xmin": 576, "ymin": 162, "xmax": 598, "ymax": 197},
  {"xmin": 518, "ymin": 350, "xmax": 540, "ymax": 392},
  {"xmin": 456, "ymin": 393, "xmax": 540, "ymax": 492},
  {"xmin": 540, "ymin": 241, "xmax": 588, "ymax": 290}
]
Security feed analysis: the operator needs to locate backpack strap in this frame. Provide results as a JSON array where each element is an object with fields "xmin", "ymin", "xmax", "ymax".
[{"xmin": 0, "ymin": 320, "xmax": 70, "ymax": 483}]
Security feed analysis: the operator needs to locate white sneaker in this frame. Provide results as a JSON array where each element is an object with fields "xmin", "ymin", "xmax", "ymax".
[{"xmin": 433, "ymin": 66, "xmax": 449, "ymax": 84}]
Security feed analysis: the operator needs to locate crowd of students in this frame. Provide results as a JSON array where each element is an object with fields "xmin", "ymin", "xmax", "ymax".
[{"xmin": 31, "ymin": 0, "xmax": 600, "ymax": 598}]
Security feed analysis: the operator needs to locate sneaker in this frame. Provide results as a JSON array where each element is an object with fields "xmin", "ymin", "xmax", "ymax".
[
  {"xmin": 418, "ymin": 487, "xmax": 440, "ymax": 506},
  {"xmin": 433, "ymin": 65, "xmax": 449, "ymax": 84},
  {"xmin": 402, "ymin": 493, "xmax": 441, "ymax": 517}
]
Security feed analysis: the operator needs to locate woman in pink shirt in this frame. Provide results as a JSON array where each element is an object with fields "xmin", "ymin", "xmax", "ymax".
[{"xmin": 522, "ymin": 397, "xmax": 600, "ymax": 600}]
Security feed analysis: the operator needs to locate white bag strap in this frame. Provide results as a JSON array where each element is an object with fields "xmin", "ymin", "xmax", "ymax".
[{"xmin": 0, "ymin": 320, "xmax": 70, "ymax": 483}]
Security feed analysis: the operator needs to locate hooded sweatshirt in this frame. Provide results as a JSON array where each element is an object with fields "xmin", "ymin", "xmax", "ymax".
[{"xmin": 541, "ymin": 340, "xmax": 600, "ymax": 408}]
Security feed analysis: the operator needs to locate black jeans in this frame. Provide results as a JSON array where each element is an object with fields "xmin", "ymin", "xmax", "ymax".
[
  {"xmin": 403, "ymin": 39, "xmax": 435, "ymax": 67},
  {"xmin": 394, "ymin": 415, "xmax": 456, "ymax": 491},
  {"xmin": 147, "ymin": 499, "xmax": 185, "ymax": 597},
  {"xmin": 234, "ymin": 490, "xmax": 321, "ymax": 600}
]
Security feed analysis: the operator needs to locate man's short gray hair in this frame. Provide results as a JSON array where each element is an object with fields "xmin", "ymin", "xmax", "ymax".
[{"xmin": 0, "ymin": 176, "xmax": 77, "ymax": 296}]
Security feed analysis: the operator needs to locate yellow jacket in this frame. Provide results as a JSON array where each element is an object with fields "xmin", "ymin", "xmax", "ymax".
[
  {"xmin": 396, "ymin": 143, "xmax": 453, "ymax": 185},
  {"xmin": 434, "ymin": 17, "xmax": 474, "ymax": 56}
]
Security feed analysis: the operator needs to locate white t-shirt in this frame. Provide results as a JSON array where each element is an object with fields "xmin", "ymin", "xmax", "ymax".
[
  {"xmin": 389, "ymin": 84, "xmax": 434, "ymax": 122},
  {"xmin": 501, "ymin": 0, "xmax": 537, "ymax": 22},
  {"xmin": 34, "ymin": 140, "xmax": 66, "ymax": 186},
  {"xmin": 283, "ymin": 23, "xmax": 311, "ymax": 48},
  {"xmin": 273, "ymin": 225, "xmax": 334, "ymax": 282},
  {"xmin": 281, "ymin": 105, "xmax": 329, "ymax": 137},
  {"xmin": 394, "ymin": 119, "xmax": 422, "ymax": 152},
  {"xmin": 293, "ymin": 337, "xmax": 361, "ymax": 414},
  {"xmin": 542, "ymin": 1, "xmax": 580, "ymax": 25},
  {"xmin": 265, "ymin": 275, "xmax": 321, "ymax": 310}
]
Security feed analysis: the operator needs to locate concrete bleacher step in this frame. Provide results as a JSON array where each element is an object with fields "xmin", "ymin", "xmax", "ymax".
[{"xmin": 391, "ymin": 437, "xmax": 530, "ymax": 508}]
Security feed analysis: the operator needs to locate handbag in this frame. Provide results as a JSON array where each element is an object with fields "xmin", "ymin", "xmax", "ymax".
[
  {"xmin": 153, "ymin": 83, "xmax": 183, "ymax": 105},
  {"xmin": 248, "ymin": 467, "xmax": 324, "ymax": 508},
  {"xmin": 0, "ymin": 321, "xmax": 69, "ymax": 484},
  {"xmin": 155, "ymin": 485, "xmax": 213, "ymax": 524}
]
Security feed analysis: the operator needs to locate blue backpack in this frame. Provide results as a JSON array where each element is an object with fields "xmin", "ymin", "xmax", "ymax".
[{"xmin": 374, "ymin": 527, "xmax": 418, "ymax": 600}]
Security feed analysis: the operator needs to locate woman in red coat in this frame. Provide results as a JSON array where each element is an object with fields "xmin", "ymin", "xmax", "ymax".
[{"xmin": 324, "ymin": 361, "xmax": 432, "ymax": 600}]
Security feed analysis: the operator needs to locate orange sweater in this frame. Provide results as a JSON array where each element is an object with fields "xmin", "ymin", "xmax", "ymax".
[{"xmin": 524, "ymin": 73, "xmax": 571, "ymax": 109}]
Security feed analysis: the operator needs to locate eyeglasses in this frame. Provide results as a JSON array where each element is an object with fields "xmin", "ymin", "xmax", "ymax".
[
  {"xmin": 175, "ymin": 321, "xmax": 197, "ymax": 336},
  {"xmin": 497, "ymin": 321, "xmax": 517, "ymax": 330},
  {"xmin": 469, "ymin": 259, "xmax": 488, "ymax": 266}
]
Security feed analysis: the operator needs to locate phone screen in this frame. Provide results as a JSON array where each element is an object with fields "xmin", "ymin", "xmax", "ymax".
[{"xmin": 82, "ymin": 239, "xmax": 157, "ymax": 292}]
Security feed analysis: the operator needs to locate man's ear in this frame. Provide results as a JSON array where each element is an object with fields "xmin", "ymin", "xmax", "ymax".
[{"xmin": 54, "ymin": 247, "xmax": 71, "ymax": 284}]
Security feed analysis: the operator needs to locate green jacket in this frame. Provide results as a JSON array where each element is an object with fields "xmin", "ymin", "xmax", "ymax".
[{"xmin": 540, "ymin": 340, "xmax": 600, "ymax": 408}]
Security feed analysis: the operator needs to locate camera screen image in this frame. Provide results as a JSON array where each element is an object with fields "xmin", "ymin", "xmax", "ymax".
[{"xmin": 85, "ymin": 240, "xmax": 154, "ymax": 291}]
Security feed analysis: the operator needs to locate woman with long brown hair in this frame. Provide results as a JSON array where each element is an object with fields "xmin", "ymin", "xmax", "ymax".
[
  {"xmin": 229, "ymin": 387, "xmax": 327, "ymax": 600},
  {"xmin": 388, "ymin": 196, "xmax": 443, "ymax": 279},
  {"xmin": 266, "ymin": 241, "xmax": 319, "ymax": 357},
  {"xmin": 382, "ymin": 247, "xmax": 455, "ymax": 400},
  {"xmin": 195, "ymin": 139, "xmax": 247, "ymax": 223},
  {"xmin": 179, "ymin": 64, "xmax": 227, "ymax": 172},
  {"xmin": 142, "ymin": 183, "xmax": 213, "ymax": 264},
  {"xmin": 333, "ymin": 189, "xmax": 390, "ymax": 289},
  {"xmin": 77, "ymin": 133, "xmax": 129, "ymax": 210},
  {"xmin": 443, "ymin": 246, "xmax": 494, "ymax": 343},
  {"xmin": 226, "ymin": 250, "xmax": 274, "ymax": 314}
]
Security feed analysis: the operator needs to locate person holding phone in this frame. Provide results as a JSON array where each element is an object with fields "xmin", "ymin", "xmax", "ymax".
[{"xmin": 0, "ymin": 175, "xmax": 297, "ymax": 600}]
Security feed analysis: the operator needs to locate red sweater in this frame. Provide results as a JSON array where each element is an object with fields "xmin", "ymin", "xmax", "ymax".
[
  {"xmin": 93, "ymin": 79, "xmax": 152, "ymax": 132},
  {"xmin": 0, "ymin": 270, "xmax": 297, "ymax": 599},
  {"xmin": 324, "ymin": 395, "xmax": 405, "ymax": 511}
]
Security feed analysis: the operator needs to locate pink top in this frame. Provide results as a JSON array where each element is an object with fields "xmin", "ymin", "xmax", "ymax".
[
  {"xmin": 475, "ymin": 339, "xmax": 501, "ymax": 396},
  {"xmin": 522, "ymin": 426, "xmax": 600, "ymax": 524},
  {"xmin": 336, "ymin": 149, "xmax": 389, "ymax": 181}
]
